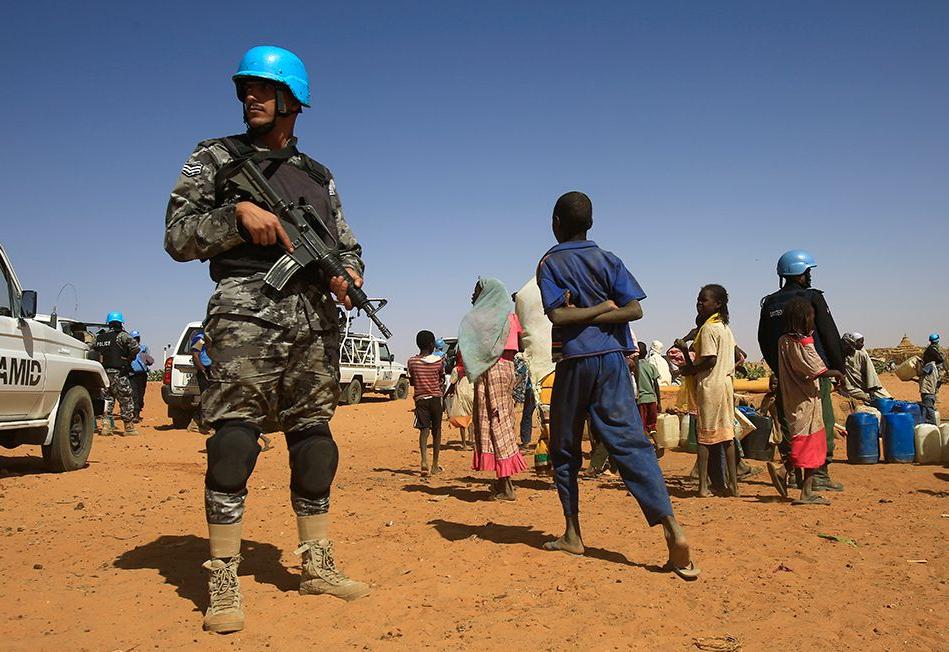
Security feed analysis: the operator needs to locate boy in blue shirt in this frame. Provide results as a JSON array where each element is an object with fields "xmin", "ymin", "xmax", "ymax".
[{"xmin": 537, "ymin": 191, "xmax": 698, "ymax": 580}]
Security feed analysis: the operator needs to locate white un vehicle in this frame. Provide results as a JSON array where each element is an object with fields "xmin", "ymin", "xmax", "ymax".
[
  {"xmin": 0, "ymin": 245, "xmax": 108, "ymax": 471},
  {"xmin": 338, "ymin": 301, "xmax": 408, "ymax": 405}
]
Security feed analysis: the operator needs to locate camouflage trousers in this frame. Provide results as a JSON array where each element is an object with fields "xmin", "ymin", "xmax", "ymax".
[
  {"xmin": 105, "ymin": 369, "xmax": 135, "ymax": 423},
  {"xmin": 201, "ymin": 275, "xmax": 341, "ymax": 434}
]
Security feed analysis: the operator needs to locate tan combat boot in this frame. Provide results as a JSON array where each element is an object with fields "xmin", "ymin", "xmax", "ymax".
[
  {"xmin": 99, "ymin": 420, "xmax": 113, "ymax": 436},
  {"xmin": 295, "ymin": 539, "xmax": 370, "ymax": 601},
  {"xmin": 122, "ymin": 422, "xmax": 141, "ymax": 436},
  {"xmin": 202, "ymin": 555, "xmax": 244, "ymax": 633}
]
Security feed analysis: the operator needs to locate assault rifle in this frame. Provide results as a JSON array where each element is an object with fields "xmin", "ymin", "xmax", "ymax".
[{"xmin": 221, "ymin": 159, "xmax": 392, "ymax": 339}]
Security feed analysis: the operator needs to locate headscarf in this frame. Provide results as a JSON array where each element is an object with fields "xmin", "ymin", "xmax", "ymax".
[
  {"xmin": 647, "ymin": 339, "xmax": 673, "ymax": 386},
  {"xmin": 458, "ymin": 278, "xmax": 512, "ymax": 383}
]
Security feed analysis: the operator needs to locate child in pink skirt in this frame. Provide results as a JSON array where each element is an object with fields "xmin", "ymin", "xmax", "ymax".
[{"xmin": 777, "ymin": 298, "xmax": 844, "ymax": 505}]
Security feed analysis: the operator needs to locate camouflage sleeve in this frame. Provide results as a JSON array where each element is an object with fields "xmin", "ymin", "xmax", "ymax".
[
  {"xmin": 328, "ymin": 175, "xmax": 365, "ymax": 276},
  {"xmin": 118, "ymin": 332, "xmax": 141, "ymax": 361},
  {"xmin": 164, "ymin": 142, "xmax": 246, "ymax": 262}
]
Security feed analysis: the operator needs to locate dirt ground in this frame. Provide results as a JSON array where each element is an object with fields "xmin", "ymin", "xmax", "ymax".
[{"xmin": 1, "ymin": 374, "xmax": 946, "ymax": 651}]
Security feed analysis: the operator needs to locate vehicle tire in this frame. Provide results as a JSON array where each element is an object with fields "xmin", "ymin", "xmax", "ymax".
[
  {"xmin": 42, "ymin": 385, "xmax": 94, "ymax": 473},
  {"xmin": 393, "ymin": 377, "xmax": 410, "ymax": 400},
  {"xmin": 344, "ymin": 378, "xmax": 363, "ymax": 405},
  {"xmin": 169, "ymin": 407, "xmax": 193, "ymax": 429}
]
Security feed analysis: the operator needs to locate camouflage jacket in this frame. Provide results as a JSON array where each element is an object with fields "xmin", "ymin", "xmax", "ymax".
[
  {"xmin": 117, "ymin": 331, "xmax": 141, "ymax": 363},
  {"xmin": 164, "ymin": 136, "xmax": 364, "ymax": 329}
]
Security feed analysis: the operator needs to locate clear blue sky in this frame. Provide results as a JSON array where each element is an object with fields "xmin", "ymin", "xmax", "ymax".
[{"xmin": 2, "ymin": 1, "xmax": 947, "ymax": 361}]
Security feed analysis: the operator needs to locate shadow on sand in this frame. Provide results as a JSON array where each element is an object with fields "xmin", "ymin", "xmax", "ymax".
[
  {"xmin": 427, "ymin": 518, "xmax": 664, "ymax": 572},
  {"xmin": 402, "ymin": 483, "xmax": 488, "ymax": 503},
  {"xmin": 0, "ymin": 454, "xmax": 54, "ymax": 479},
  {"xmin": 114, "ymin": 534, "xmax": 297, "ymax": 611}
]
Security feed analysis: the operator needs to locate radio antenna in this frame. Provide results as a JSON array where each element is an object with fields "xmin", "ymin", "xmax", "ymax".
[{"xmin": 54, "ymin": 283, "xmax": 79, "ymax": 316}]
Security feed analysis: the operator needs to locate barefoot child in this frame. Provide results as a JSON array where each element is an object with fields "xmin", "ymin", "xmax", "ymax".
[
  {"xmin": 636, "ymin": 341, "xmax": 663, "ymax": 456},
  {"xmin": 537, "ymin": 191, "xmax": 698, "ymax": 580},
  {"xmin": 446, "ymin": 354, "xmax": 474, "ymax": 450},
  {"xmin": 407, "ymin": 330, "xmax": 445, "ymax": 476},
  {"xmin": 777, "ymin": 298, "xmax": 844, "ymax": 505},
  {"xmin": 676, "ymin": 285, "xmax": 739, "ymax": 498}
]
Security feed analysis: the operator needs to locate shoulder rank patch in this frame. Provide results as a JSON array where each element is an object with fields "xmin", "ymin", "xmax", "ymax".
[{"xmin": 182, "ymin": 162, "xmax": 204, "ymax": 177}]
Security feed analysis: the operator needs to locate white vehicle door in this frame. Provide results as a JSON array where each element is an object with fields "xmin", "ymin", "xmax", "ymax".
[
  {"xmin": 172, "ymin": 326, "xmax": 202, "ymax": 397},
  {"xmin": 361, "ymin": 339, "xmax": 378, "ymax": 388},
  {"xmin": 375, "ymin": 341, "xmax": 396, "ymax": 390},
  {"xmin": 0, "ymin": 260, "xmax": 45, "ymax": 419}
]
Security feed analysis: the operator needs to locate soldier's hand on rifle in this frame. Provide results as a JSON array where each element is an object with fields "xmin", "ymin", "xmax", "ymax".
[
  {"xmin": 236, "ymin": 201, "xmax": 294, "ymax": 252},
  {"xmin": 330, "ymin": 268, "xmax": 363, "ymax": 310}
]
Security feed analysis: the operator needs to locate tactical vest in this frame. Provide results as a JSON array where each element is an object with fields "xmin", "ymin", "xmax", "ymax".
[
  {"xmin": 93, "ymin": 330, "xmax": 127, "ymax": 370},
  {"xmin": 759, "ymin": 286, "xmax": 830, "ymax": 368},
  {"xmin": 209, "ymin": 134, "xmax": 338, "ymax": 283}
]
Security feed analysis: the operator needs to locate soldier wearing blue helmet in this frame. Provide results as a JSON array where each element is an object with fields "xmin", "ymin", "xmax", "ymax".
[
  {"xmin": 757, "ymin": 250, "xmax": 845, "ymax": 497},
  {"xmin": 165, "ymin": 45, "xmax": 368, "ymax": 634},
  {"xmin": 128, "ymin": 330, "xmax": 154, "ymax": 423},
  {"xmin": 92, "ymin": 312, "xmax": 140, "ymax": 436},
  {"xmin": 920, "ymin": 333, "xmax": 944, "ymax": 425}
]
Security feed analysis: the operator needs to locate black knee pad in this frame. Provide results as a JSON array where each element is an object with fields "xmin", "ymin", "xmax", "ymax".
[
  {"xmin": 205, "ymin": 421, "xmax": 262, "ymax": 493},
  {"xmin": 287, "ymin": 424, "xmax": 339, "ymax": 499}
]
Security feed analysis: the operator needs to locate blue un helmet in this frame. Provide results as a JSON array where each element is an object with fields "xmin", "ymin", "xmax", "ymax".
[
  {"xmin": 776, "ymin": 250, "xmax": 817, "ymax": 277},
  {"xmin": 130, "ymin": 330, "xmax": 140, "ymax": 339},
  {"xmin": 233, "ymin": 45, "xmax": 310, "ymax": 107},
  {"xmin": 106, "ymin": 311, "xmax": 124, "ymax": 324},
  {"xmin": 930, "ymin": 333, "xmax": 940, "ymax": 343}
]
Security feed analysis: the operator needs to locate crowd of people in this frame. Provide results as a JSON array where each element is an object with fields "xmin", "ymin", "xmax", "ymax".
[{"xmin": 408, "ymin": 192, "xmax": 946, "ymax": 578}]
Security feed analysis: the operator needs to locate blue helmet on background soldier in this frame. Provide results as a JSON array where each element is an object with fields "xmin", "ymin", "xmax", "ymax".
[
  {"xmin": 106, "ymin": 311, "xmax": 124, "ymax": 325},
  {"xmin": 776, "ymin": 250, "xmax": 817, "ymax": 278}
]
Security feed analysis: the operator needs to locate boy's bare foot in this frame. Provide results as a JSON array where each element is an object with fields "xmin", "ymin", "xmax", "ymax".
[
  {"xmin": 420, "ymin": 466, "xmax": 430, "ymax": 477},
  {"xmin": 697, "ymin": 489, "xmax": 712, "ymax": 498},
  {"xmin": 542, "ymin": 536, "xmax": 585, "ymax": 555},
  {"xmin": 429, "ymin": 465, "xmax": 443, "ymax": 476}
]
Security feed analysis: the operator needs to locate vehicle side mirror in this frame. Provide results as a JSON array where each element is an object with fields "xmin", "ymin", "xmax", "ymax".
[
  {"xmin": 387, "ymin": 354, "xmax": 395, "ymax": 362},
  {"xmin": 20, "ymin": 290, "xmax": 37, "ymax": 319}
]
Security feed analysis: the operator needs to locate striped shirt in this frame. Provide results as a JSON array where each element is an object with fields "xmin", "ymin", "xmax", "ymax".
[{"xmin": 407, "ymin": 354, "xmax": 444, "ymax": 399}]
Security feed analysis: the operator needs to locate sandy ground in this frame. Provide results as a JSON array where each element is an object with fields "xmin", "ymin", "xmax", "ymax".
[{"xmin": 1, "ymin": 375, "xmax": 946, "ymax": 651}]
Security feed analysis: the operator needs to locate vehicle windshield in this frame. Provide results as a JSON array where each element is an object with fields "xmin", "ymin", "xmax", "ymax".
[{"xmin": 0, "ymin": 260, "xmax": 12, "ymax": 317}]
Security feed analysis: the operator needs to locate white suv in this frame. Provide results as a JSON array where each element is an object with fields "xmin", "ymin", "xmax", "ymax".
[
  {"xmin": 160, "ymin": 321, "xmax": 204, "ymax": 428},
  {"xmin": 0, "ymin": 245, "xmax": 108, "ymax": 471}
]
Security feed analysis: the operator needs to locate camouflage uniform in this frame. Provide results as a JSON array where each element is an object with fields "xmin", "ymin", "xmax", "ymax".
[
  {"xmin": 106, "ymin": 369, "xmax": 136, "ymax": 423},
  {"xmin": 165, "ymin": 136, "xmax": 362, "ymax": 435},
  {"xmin": 93, "ymin": 329, "xmax": 139, "ymax": 424}
]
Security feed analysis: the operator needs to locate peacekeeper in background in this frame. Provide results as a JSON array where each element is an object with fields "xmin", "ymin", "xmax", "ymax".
[
  {"xmin": 92, "ymin": 312, "xmax": 140, "ymax": 436},
  {"xmin": 128, "ymin": 330, "xmax": 154, "ymax": 423},
  {"xmin": 165, "ymin": 45, "xmax": 369, "ymax": 634},
  {"xmin": 758, "ymin": 250, "xmax": 845, "ymax": 497}
]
